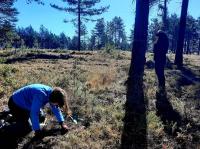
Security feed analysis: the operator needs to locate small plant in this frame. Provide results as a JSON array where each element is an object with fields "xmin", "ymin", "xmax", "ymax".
[{"xmin": 147, "ymin": 111, "xmax": 164, "ymax": 136}]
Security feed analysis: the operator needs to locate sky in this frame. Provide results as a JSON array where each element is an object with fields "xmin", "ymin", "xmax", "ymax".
[{"xmin": 14, "ymin": 0, "xmax": 200, "ymax": 38}]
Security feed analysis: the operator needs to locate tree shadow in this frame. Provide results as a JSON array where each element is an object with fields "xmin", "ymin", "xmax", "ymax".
[
  {"xmin": 156, "ymin": 90, "xmax": 182, "ymax": 135},
  {"xmin": 145, "ymin": 56, "xmax": 173, "ymax": 70},
  {"xmin": 179, "ymin": 66, "xmax": 200, "ymax": 83},
  {"xmin": 0, "ymin": 121, "xmax": 31, "ymax": 148},
  {"xmin": 4, "ymin": 53, "xmax": 73, "ymax": 64},
  {"xmin": 121, "ymin": 84, "xmax": 147, "ymax": 149},
  {"xmin": 22, "ymin": 128, "xmax": 67, "ymax": 149}
]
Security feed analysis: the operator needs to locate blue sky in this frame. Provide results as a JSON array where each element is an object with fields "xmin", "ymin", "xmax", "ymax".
[{"xmin": 14, "ymin": 0, "xmax": 200, "ymax": 38}]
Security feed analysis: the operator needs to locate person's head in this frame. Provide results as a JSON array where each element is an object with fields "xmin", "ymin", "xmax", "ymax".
[
  {"xmin": 156, "ymin": 30, "xmax": 168, "ymax": 39},
  {"xmin": 49, "ymin": 87, "xmax": 71, "ymax": 116}
]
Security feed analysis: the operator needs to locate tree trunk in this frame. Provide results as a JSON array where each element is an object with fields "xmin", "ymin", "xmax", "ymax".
[
  {"xmin": 171, "ymin": 39, "xmax": 174, "ymax": 53},
  {"xmin": 184, "ymin": 40, "xmax": 187, "ymax": 53},
  {"xmin": 121, "ymin": 0, "xmax": 149, "ymax": 148},
  {"xmin": 78, "ymin": 0, "xmax": 81, "ymax": 51},
  {"xmin": 175, "ymin": 0, "xmax": 189, "ymax": 67},
  {"xmin": 198, "ymin": 39, "xmax": 200, "ymax": 55},
  {"xmin": 186, "ymin": 39, "xmax": 190, "ymax": 54},
  {"xmin": 162, "ymin": 0, "xmax": 168, "ymax": 31}
]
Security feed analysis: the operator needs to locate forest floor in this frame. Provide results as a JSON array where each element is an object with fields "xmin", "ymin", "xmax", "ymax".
[{"xmin": 0, "ymin": 49, "xmax": 199, "ymax": 149}]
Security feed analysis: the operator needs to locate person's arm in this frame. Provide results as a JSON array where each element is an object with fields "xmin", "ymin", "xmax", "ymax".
[
  {"xmin": 30, "ymin": 95, "xmax": 43, "ymax": 131},
  {"xmin": 50, "ymin": 105, "xmax": 69, "ymax": 132},
  {"xmin": 50, "ymin": 104, "xmax": 64, "ymax": 123}
]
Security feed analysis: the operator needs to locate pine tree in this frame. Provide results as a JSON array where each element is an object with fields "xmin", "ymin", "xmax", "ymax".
[
  {"xmin": 0, "ymin": 0, "xmax": 18, "ymax": 49},
  {"xmin": 157, "ymin": 0, "xmax": 169, "ymax": 31},
  {"xmin": 89, "ymin": 30, "xmax": 96, "ymax": 50},
  {"xmin": 0, "ymin": 21, "xmax": 19, "ymax": 49},
  {"xmin": 106, "ymin": 17, "xmax": 127, "ymax": 50},
  {"xmin": 59, "ymin": 32, "xmax": 70, "ymax": 49},
  {"xmin": 175, "ymin": 0, "xmax": 189, "ymax": 67},
  {"xmin": 50, "ymin": 0, "xmax": 109, "ymax": 51},
  {"xmin": 94, "ymin": 18, "xmax": 106, "ymax": 49},
  {"xmin": 121, "ymin": 0, "xmax": 149, "ymax": 148},
  {"xmin": 0, "ymin": 0, "xmax": 18, "ymax": 26}
]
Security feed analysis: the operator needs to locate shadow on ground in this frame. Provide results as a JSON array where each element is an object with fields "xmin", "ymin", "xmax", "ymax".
[
  {"xmin": 156, "ymin": 90, "xmax": 182, "ymax": 135},
  {"xmin": 5, "ymin": 53, "xmax": 73, "ymax": 64},
  {"xmin": 0, "ymin": 121, "xmax": 31, "ymax": 148},
  {"xmin": 22, "ymin": 128, "xmax": 67, "ymax": 149},
  {"xmin": 121, "ymin": 77, "xmax": 147, "ymax": 149},
  {"xmin": 0, "ymin": 111, "xmax": 67, "ymax": 148}
]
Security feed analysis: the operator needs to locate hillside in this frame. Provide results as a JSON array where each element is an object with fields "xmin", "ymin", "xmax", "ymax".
[{"xmin": 0, "ymin": 49, "xmax": 199, "ymax": 148}]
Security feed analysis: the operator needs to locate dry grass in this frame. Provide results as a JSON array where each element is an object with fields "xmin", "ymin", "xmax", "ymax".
[
  {"xmin": 0, "ymin": 49, "xmax": 199, "ymax": 148},
  {"xmin": 85, "ymin": 65, "xmax": 117, "ymax": 92}
]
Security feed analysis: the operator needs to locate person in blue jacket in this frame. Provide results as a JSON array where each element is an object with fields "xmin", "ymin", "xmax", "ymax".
[{"xmin": 8, "ymin": 84, "xmax": 72, "ymax": 138}]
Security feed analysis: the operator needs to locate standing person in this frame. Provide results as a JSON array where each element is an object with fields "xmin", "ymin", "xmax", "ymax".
[
  {"xmin": 8, "ymin": 84, "xmax": 72, "ymax": 138},
  {"xmin": 153, "ymin": 30, "xmax": 169, "ymax": 91}
]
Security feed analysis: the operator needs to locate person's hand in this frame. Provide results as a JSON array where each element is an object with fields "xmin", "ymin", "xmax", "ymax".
[
  {"xmin": 34, "ymin": 130, "xmax": 45, "ymax": 139},
  {"xmin": 59, "ymin": 122, "xmax": 69, "ymax": 134}
]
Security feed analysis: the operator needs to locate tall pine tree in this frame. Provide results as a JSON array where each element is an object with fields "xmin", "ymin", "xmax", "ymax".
[
  {"xmin": 0, "ymin": 0, "xmax": 18, "ymax": 26},
  {"xmin": 50, "ymin": 0, "xmax": 109, "ymax": 51},
  {"xmin": 94, "ymin": 18, "xmax": 106, "ymax": 49},
  {"xmin": 0, "ymin": 0, "xmax": 18, "ymax": 49},
  {"xmin": 121, "ymin": 0, "xmax": 150, "ymax": 148},
  {"xmin": 175, "ymin": 0, "xmax": 189, "ymax": 67}
]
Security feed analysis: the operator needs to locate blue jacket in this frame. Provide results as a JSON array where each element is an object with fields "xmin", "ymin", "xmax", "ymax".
[{"xmin": 12, "ymin": 84, "xmax": 64, "ymax": 131}]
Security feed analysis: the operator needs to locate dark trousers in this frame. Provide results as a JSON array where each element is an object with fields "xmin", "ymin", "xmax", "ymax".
[
  {"xmin": 8, "ymin": 97, "xmax": 45, "ymax": 124},
  {"xmin": 155, "ymin": 62, "xmax": 165, "ymax": 88},
  {"xmin": 8, "ymin": 97, "xmax": 30, "ymax": 124}
]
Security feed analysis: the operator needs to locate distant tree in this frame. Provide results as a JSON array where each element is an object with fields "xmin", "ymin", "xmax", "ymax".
[
  {"xmin": 175, "ymin": 0, "xmax": 189, "ymax": 67},
  {"xmin": 50, "ymin": 0, "xmax": 109, "ymax": 51},
  {"xmin": 167, "ymin": 14, "xmax": 179, "ymax": 52},
  {"xmin": 93, "ymin": 18, "xmax": 106, "ymax": 49},
  {"xmin": 75, "ymin": 23, "xmax": 88, "ymax": 50},
  {"xmin": 0, "ymin": 0, "xmax": 18, "ymax": 49},
  {"xmin": 148, "ymin": 18, "xmax": 162, "ymax": 50},
  {"xmin": 39, "ymin": 25, "xmax": 50, "ymax": 49},
  {"xmin": 106, "ymin": 21, "xmax": 114, "ymax": 46},
  {"xmin": 184, "ymin": 16, "xmax": 199, "ymax": 54},
  {"xmin": 158, "ymin": 0, "xmax": 169, "ymax": 31},
  {"xmin": 59, "ymin": 32, "xmax": 70, "ymax": 49},
  {"xmin": 88, "ymin": 30, "xmax": 96, "ymax": 50},
  {"xmin": 106, "ymin": 17, "xmax": 128, "ymax": 50},
  {"xmin": 69, "ymin": 36, "xmax": 78, "ymax": 50},
  {"xmin": 0, "ymin": 0, "xmax": 18, "ymax": 27},
  {"xmin": 23, "ymin": 26, "xmax": 38, "ymax": 48},
  {"xmin": 16, "ymin": 25, "xmax": 71, "ymax": 50},
  {"xmin": 0, "ymin": 21, "xmax": 19, "ymax": 49},
  {"xmin": 198, "ymin": 17, "xmax": 200, "ymax": 55}
]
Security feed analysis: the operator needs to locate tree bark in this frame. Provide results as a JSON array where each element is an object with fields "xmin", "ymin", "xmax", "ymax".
[
  {"xmin": 162, "ymin": 0, "xmax": 168, "ymax": 31},
  {"xmin": 198, "ymin": 38, "xmax": 200, "ymax": 55},
  {"xmin": 121, "ymin": 0, "xmax": 149, "ymax": 148},
  {"xmin": 186, "ymin": 39, "xmax": 190, "ymax": 54},
  {"xmin": 175, "ymin": 0, "xmax": 189, "ymax": 67}
]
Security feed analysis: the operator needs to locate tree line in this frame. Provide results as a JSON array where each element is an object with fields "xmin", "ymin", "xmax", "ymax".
[
  {"xmin": 0, "ymin": 17, "xmax": 129, "ymax": 50},
  {"xmin": 1, "ymin": 14, "xmax": 200, "ymax": 53},
  {"xmin": 0, "ymin": 0, "xmax": 199, "ymax": 56}
]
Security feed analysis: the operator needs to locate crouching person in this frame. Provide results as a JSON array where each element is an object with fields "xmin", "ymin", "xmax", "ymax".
[{"xmin": 8, "ymin": 84, "xmax": 71, "ymax": 138}]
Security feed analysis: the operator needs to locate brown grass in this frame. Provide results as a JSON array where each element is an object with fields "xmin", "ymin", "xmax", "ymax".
[{"xmin": 0, "ymin": 49, "xmax": 199, "ymax": 148}]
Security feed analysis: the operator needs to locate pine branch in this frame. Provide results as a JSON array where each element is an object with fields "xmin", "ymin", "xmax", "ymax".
[
  {"xmin": 63, "ymin": 0, "xmax": 78, "ymax": 5},
  {"xmin": 63, "ymin": 18, "xmax": 77, "ymax": 23},
  {"xmin": 50, "ymin": 4, "xmax": 77, "ymax": 14},
  {"xmin": 81, "ymin": 6, "xmax": 109, "ymax": 16},
  {"xmin": 81, "ymin": 0, "xmax": 101, "ymax": 8}
]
